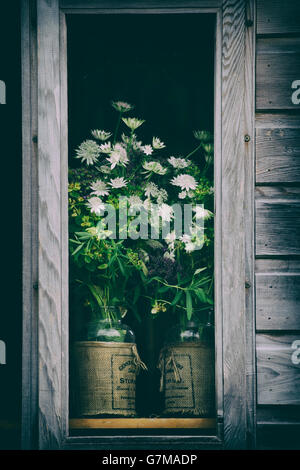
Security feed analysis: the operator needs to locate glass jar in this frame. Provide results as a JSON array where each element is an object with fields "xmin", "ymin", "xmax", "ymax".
[
  {"xmin": 166, "ymin": 313, "xmax": 214, "ymax": 346},
  {"xmin": 73, "ymin": 307, "xmax": 144, "ymax": 418},
  {"xmin": 159, "ymin": 309, "xmax": 215, "ymax": 417},
  {"xmin": 83, "ymin": 306, "xmax": 135, "ymax": 343}
]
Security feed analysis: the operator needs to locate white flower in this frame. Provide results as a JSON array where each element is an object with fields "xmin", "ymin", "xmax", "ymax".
[
  {"xmin": 164, "ymin": 251, "xmax": 175, "ymax": 262},
  {"xmin": 143, "ymin": 198, "xmax": 152, "ymax": 210},
  {"xmin": 156, "ymin": 188, "xmax": 168, "ymax": 204},
  {"xmin": 152, "ymin": 137, "xmax": 165, "ymax": 149},
  {"xmin": 143, "ymin": 145, "xmax": 153, "ymax": 155},
  {"xmin": 178, "ymin": 191, "xmax": 187, "ymax": 199},
  {"xmin": 193, "ymin": 206, "xmax": 213, "ymax": 219},
  {"xmin": 99, "ymin": 142, "xmax": 112, "ymax": 154},
  {"xmin": 171, "ymin": 174, "xmax": 197, "ymax": 191},
  {"xmin": 158, "ymin": 203, "xmax": 174, "ymax": 222},
  {"xmin": 86, "ymin": 197, "xmax": 105, "ymax": 215},
  {"xmin": 193, "ymin": 130, "xmax": 212, "ymax": 142},
  {"xmin": 91, "ymin": 129, "xmax": 112, "ymax": 141},
  {"xmin": 144, "ymin": 182, "xmax": 159, "ymax": 198},
  {"xmin": 128, "ymin": 195, "xmax": 143, "ymax": 207},
  {"xmin": 112, "ymin": 101, "xmax": 134, "ymax": 113},
  {"xmin": 109, "ymin": 177, "xmax": 127, "ymax": 189},
  {"xmin": 142, "ymin": 161, "xmax": 167, "ymax": 175},
  {"xmin": 90, "ymin": 180, "xmax": 110, "ymax": 197},
  {"xmin": 168, "ymin": 156, "xmax": 191, "ymax": 169},
  {"xmin": 185, "ymin": 242, "xmax": 196, "ymax": 253},
  {"xmin": 107, "ymin": 143, "xmax": 129, "ymax": 169},
  {"xmin": 122, "ymin": 117, "xmax": 145, "ymax": 131},
  {"xmin": 180, "ymin": 234, "xmax": 191, "ymax": 244},
  {"xmin": 165, "ymin": 231, "xmax": 176, "ymax": 244},
  {"xmin": 75, "ymin": 140, "xmax": 101, "ymax": 165}
]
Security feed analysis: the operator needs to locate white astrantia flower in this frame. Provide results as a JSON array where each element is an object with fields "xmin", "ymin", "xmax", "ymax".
[
  {"xmin": 143, "ymin": 198, "xmax": 152, "ymax": 210},
  {"xmin": 142, "ymin": 161, "xmax": 167, "ymax": 175},
  {"xmin": 143, "ymin": 145, "xmax": 153, "ymax": 156},
  {"xmin": 109, "ymin": 177, "xmax": 127, "ymax": 189},
  {"xmin": 158, "ymin": 203, "xmax": 174, "ymax": 222},
  {"xmin": 122, "ymin": 117, "xmax": 145, "ymax": 131},
  {"xmin": 193, "ymin": 206, "xmax": 213, "ymax": 219},
  {"xmin": 164, "ymin": 251, "xmax": 175, "ymax": 262},
  {"xmin": 180, "ymin": 234, "xmax": 191, "ymax": 244},
  {"xmin": 168, "ymin": 156, "xmax": 191, "ymax": 169},
  {"xmin": 90, "ymin": 180, "xmax": 110, "ymax": 197},
  {"xmin": 111, "ymin": 101, "xmax": 133, "ymax": 113},
  {"xmin": 75, "ymin": 140, "xmax": 101, "ymax": 165},
  {"xmin": 156, "ymin": 188, "xmax": 168, "ymax": 204},
  {"xmin": 165, "ymin": 231, "xmax": 176, "ymax": 244},
  {"xmin": 171, "ymin": 174, "xmax": 197, "ymax": 191},
  {"xmin": 86, "ymin": 197, "xmax": 105, "ymax": 215},
  {"xmin": 152, "ymin": 137, "xmax": 165, "ymax": 149},
  {"xmin": 91, "ymin": 129, "xmax": 112, "ymax": 141},
  {"xmin": 193, "ymin": 130, "xmax": 212, "ymax": 142},
  {"xmin": 144, "ymin": 182, "xmax": 159, "ymax": 198},
  {"xmin": 99, "ymin": 142, "xmax": 112, "ymax": 154},
  {"xmin": 107, "ymin": 143, "xmax": 129, "ymax": 169},
  {"xmin": 128, "ymin": 195, "xmax": 143, "ymax": 207},
  {"xmin": 178, "ymin": 191, "xmax": 187, "ymax": 199}
]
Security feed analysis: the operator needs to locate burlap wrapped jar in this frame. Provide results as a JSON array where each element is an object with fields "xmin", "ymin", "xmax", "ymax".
[
  {"xmin": 72, "ymin": 317, "xmax": 146, "ymax": 417},
  {"xmin": 73, "ymin": 341, "xmax": 146, "ymax": 417},
  {"xmin": 158, "ymin": 326, "xmax": 215, "ymax": 417}
]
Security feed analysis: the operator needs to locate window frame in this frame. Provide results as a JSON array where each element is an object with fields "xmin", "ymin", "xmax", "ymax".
[{"xmin": 22, "ymin": 0, "xmax": 256, "ymax": 450}]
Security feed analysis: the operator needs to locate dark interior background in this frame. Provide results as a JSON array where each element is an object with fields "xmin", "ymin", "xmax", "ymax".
[
  {"xmin": 0, "ymin": 0, "xmax": 22, "ymax": 449},
  {"xmin": 67, "ymin": 13, "xmax": 215, "ymax": 164},
  {"xmin": 67, "ymin": 13, "xmax": 215, "ymax": 420}
]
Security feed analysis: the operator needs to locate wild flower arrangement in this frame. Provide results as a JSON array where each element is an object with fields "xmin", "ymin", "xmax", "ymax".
[{"xmin": 69, "ymin": 100, "xmax": 214, "ymax": 328}]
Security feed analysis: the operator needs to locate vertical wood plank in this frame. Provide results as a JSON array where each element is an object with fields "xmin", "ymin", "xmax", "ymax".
[
  {"xmin": 221, "ymin": 0, "xmax": 247, "ymax": 449},
  {"xmin": 37, "ymin": 0, "xmax": 62, "ymax": 449},
  {"xmin": 60, "ymin": 10, "xmax": 69, "ymax": 441},
  {"xmin": 21, "ymin": 0, "xmax": 39, "ymax": 450},
  {"xmin": 244, "ymin": 0, "xmax": 256, "ymax": 449}
]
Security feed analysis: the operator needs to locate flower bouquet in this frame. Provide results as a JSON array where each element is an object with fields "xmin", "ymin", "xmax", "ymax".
[{"xmin": 69, "ymin": 99, "xmax": 214, "ymax": 330}]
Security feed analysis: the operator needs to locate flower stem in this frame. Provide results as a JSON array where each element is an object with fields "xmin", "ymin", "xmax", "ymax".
[{"xmin": 185, "ymin": 143, "xmax": 202, "ymax": 160}]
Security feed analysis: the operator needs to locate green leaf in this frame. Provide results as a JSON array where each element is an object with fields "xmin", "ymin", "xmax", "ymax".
[
  {"xmin": 186, "ymin": 291, "xmax": 193, "ymax": 320},
  {"xmin": 171, "ymin": 290, "xmax": 182, "ymax": 306},
  {"xmin": 97, "ymin": 263, "xmax": 108, "ymax": 270},
  {"xmin": 71, "ymin": 243, "xmax": 84, "ymax": 256}
]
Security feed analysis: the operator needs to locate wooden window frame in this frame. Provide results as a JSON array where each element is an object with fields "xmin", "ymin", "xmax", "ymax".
[{"xmin": 22, "ymin": 0, "xmax": 256, "ymax": 450}]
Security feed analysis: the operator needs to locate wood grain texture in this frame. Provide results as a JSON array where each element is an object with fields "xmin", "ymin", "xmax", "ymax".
[
  {"xmin": 257, "ymin": 0, "xmax": 300, "ymax": 35},
  {"xmin": 256, "ymin": 274, "xmax": 300, "ymax": 330},
  {"xmin": 256, "ymin": 128, "xmax": 300, "ymax": 183},
  {"xmin": 256, "ymin": 38, "xmax": 300, "ymax": 110},
  {"xmin": 256, "ymin": 113, "xmax": 300, "ymax": 129},
  {"xmin": 256, "ymin": 335, "xmax": 300, "ymax": 405},
  {"xmin": 255, "ymin": 258, "xmax": 300, "ymax": 273},
  {"xmin": 256, "ymin": 200, "xmax": 300, "ymax": 256},
  {"xmin": 37, "ymin": 0, "xmax": 62, "ymax": 449},
  {"xmin": 244, "ymin": 0, "xmax": 256, "ymax": 450},
  {"xmin": 255, "ymin": 186, "xmax": 300, "ymax": 201},
  {"xmin": 60, "ymin": 10, "xmax": 69, "ymax": 444},
  {"xmin": 70, "ymin": 418, "xmax": 216, "ymax": 429},
  {"xmin": 21, "ymin": 0, "xmax": 39, "ymax": 450},
  {"xmin": 221, "ymin": 0, "xmax": 247, "ymax": 449}
]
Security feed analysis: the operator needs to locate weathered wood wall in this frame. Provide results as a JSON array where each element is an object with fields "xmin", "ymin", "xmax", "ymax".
[{"xmin": 255, "ymin": 0, "xmax": 300, "ymax": 450}]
